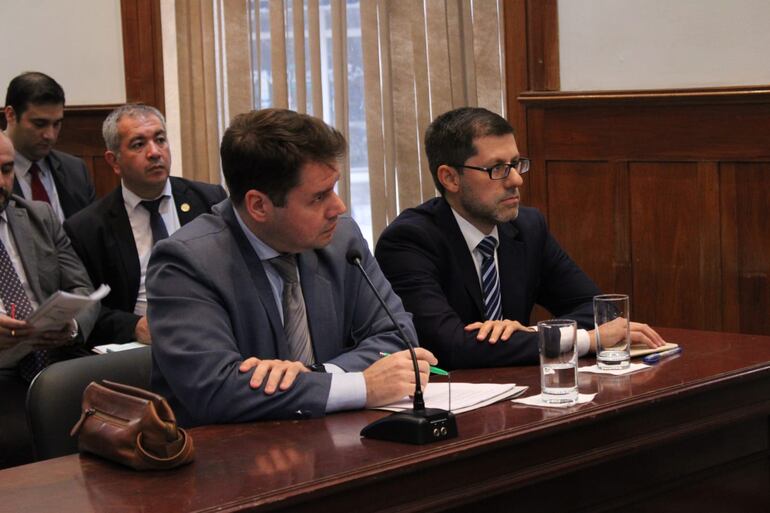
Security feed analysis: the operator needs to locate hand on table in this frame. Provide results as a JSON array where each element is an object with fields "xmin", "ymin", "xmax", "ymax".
[{"xmin": 362, "ymin": 348, "xmax": 436, "ymax": 408}]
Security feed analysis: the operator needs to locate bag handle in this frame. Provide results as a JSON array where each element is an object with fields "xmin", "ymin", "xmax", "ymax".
[{"xmin": 135, "ymin": 428, "xmax": 195, "ymax": 470}]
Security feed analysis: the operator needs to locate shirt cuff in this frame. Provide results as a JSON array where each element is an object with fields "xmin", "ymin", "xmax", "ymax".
[
  {"xmin": 324, "ymin": 368, "xmax": 367, "ymax": 413},
  {"xmin": 576, "ymin": 329, "xmax": 590, "ymax": 357},
  {"xmin": 530, "ymin": 324, "xmax": 589, "ymax": 357}
]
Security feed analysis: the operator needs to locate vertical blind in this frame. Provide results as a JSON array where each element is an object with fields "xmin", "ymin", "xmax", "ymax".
[{"xmin": 174, "ymin": 0, "xmax": 508, "ymax": 244}]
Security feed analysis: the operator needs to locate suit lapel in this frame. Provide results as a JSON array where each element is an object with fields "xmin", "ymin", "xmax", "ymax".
[
  {"xmin": 435, "ymin": 200, "xmax": 485, "ymax": 317},
  {"xmin": 170, "ymin": 178, "xmax": 207, "ymax": 226},
  {"xmin": 297, "ymin": 251, "xmax": 336, "ymax": 363},
  {"xmin": 105, "ymin": 187, "xmax": 141, "ymax": 297},
  {"xmin": 221, "ymin": 203, "xmax": 288, "ymax": 358},
  {"xmin": 47, "ymin": 153, "xmax": 72, "ymax": 216},
  {"xmin": 6, "ymin": 204, "xmax": 45, "ymax": 303},
  {"xmin": 497, "ymin": 222, "xmax": 528, "ymax": 319},
  {"xmin": 12, "ymin": 177, "xmax": 23, "ymax": 197}
]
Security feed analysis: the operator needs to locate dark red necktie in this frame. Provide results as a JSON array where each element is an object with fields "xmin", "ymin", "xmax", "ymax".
[{"xmin": 29, "ymin": 162, "xmax": 51, "ymax": 203}]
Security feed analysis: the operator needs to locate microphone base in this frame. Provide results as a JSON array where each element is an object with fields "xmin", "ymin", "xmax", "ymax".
[{"xmin": 361, "ymin": 408, "xmax": 458, "ymax": 445}]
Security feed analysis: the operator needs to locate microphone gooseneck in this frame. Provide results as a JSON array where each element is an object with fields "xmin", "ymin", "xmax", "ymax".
[
  {"xmin": 345, "ymin": 249, "xmax": 425, "ymax": 410},
  {"xmin": 346, "ymin": 247, "xmax": 457, "ymax": 444}
]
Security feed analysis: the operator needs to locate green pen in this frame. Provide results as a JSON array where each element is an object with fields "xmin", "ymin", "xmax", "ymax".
[{"xmin": 378, "ymin": 352, "xmax": 449, "ymax": 376}]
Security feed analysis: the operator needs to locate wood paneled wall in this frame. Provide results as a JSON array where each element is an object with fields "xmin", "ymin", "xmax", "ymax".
[
  {"xmin": 55, "ymin": 106, "xmax": 118, "ymax": 197},
  {"xmin": 519, "ymin": 90, "xmax": 770, "ymax": 335},
  {"xmin": 504, "ymin": 0, "xmax": 770, "ymax": 335}
]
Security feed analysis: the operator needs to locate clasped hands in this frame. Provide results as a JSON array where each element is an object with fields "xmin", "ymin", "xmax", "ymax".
[
  {"xmin": 0, "ymin": 314, "xmax": 77, "ymax": 351},
  {"xmin": 239, "ymin": 347, "xmax": 437, "ymax": 408}
]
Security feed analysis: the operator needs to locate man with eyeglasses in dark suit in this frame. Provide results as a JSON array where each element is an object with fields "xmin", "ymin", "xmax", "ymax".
[{"xmin": 375, "ymin": 107, "xmax": 665, "ymax": 370}]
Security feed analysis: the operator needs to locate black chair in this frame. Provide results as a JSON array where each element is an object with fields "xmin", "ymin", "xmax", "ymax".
[{"xmin": 26, "ymin": 346, "xmax": 152, "ymax": 461}]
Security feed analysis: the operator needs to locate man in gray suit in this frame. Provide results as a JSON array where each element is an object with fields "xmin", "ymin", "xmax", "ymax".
[
  {"xmin": 3, "ymin": 71, "xmax": 96, "ymax": 221},
  {"xmin": 148, "ymin": 108, "xmax": 436, "ymax": 427},
  {"xmin": 0, "ymin": 131, "xmax": 96, "ymax": 468}
]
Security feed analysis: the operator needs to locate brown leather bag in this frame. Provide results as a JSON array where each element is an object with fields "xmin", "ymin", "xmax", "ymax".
[{"xmin": 70, "ymin": 380, "xmax": 194, "ymax": 470}]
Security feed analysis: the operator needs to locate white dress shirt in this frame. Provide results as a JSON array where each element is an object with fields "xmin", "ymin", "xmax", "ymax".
[{"xmin": 122, "ymin": 180, "xmax": 181, "ymax": 315}]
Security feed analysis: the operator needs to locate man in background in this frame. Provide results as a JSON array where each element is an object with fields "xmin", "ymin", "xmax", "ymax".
[
  {"xmin": 64, "ymin": 104, "xmax": 226, "ymax": 346},
  {"xmin": 376, "ymin": 107, "xmax": 665, "ymax": 369},
  {"xmin": 0, "ymin": 131, "xmax": 96, "ymax": 468},
  {"xmin": 3, "ymin": 71, "xmax": 95, "ymax": 220},
  {"xmin": 148, "ymin": 108, "xmax": 436, "ymax": 426}
]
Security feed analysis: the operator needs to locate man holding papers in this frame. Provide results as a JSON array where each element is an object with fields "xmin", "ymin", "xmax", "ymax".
[
  {"xmin": 375, "ymin": 107, "xmax": 665, "ymax": 369},
  {"xmin": 0, "ymin": 131, "xmax": 96, "ymax": 468}
]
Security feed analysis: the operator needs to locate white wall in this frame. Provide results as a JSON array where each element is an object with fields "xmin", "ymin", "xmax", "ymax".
[
  {"xmin": 0, "ymin": 0, "xmax": 125, "ymax": 105},
  {"xmin": 558, "ymin": 0, "xmax": 770, "ymax": 91}
]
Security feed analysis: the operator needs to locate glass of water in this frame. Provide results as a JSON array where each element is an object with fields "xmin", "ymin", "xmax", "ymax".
[
  {"xmin": 538, "ymin": 319, "xmax": 578, "ymax": 405},
  {"xmin": 594, "ymin": 294, "xmax": 631, "ymax": 370}
]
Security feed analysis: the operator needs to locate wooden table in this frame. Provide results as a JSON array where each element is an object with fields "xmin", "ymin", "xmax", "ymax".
[{"xmin": 2, "ymin": 327, "xmax": 769, "ymax": 512}]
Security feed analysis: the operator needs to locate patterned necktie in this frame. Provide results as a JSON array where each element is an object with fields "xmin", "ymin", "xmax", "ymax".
[
  {"xmin": 29, "ymin": 162, "xmax": 51, "ymax": 203},
  {"xmin": 140, "ymin": 198, "xmax": 169, "ymax": 245},
  {"xmin": 270, "ymin": 254, "xmax": 315, "ymax": 365},
  {"xmin": 477, "ymin": 236, "xmax": 502, "ymax": 321},
  {"xmin": 0, "ymin": 233, "xmax": 49, "ymax": 381}
]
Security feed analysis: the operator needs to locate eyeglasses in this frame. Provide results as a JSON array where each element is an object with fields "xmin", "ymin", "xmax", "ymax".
[{"xmin": 449, "ymin": 157, "xmax": 531, "ymax": 180}]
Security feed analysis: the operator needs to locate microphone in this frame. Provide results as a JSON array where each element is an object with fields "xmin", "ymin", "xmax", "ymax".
[{"xmin": 346, "ymin": 248, "xmax": 457, "ymax": 444}]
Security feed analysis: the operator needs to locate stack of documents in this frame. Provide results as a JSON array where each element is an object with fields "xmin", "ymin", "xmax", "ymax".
[
  {"xmin": 92, "ymin": 342, "xmax": 147, "ymax": 354},
  {"xmin": 0, "ymin": 284, "xmax": 111, "ymax": 368},
  {"xmin": 376, "ymin": 383, "xmax": 528, "ymax": 414}
]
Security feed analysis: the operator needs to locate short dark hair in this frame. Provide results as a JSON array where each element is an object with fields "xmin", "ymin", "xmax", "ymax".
[
  {"xmin": 5, "ymin": 72, "xmax": 65, "ymax": 119},
  {"xmin": 424, "ymin": 107, "xmax": 514, "ymax": 195},
  {"xmin": 220, "ymin": 108, "xmax": 347, "ymax": 206}
]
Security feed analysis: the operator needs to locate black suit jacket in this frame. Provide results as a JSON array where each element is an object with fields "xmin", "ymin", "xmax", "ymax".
[
  {"xmin": 13, "ymin": 149, "xmax": 96, "ymax": 219},
  {"xmin": 375, "ymin": 197, "xmax": 600, "ymax": 369},
  {"xmin": 64, "ymin": 177, "xmax": 227, "ymax": 345}
]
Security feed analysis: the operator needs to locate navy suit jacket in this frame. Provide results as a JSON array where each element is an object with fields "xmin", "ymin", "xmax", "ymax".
[
  {"xmin": 63, "ymin": 177, "xmax": 227, "ymax": 345},
  {"xmin": 147, "ymin": 200, "xmax": 412, "ymax": 427},
  {"xmin": 375, "ymin": 197, "xmax": 600, "ymax": 370},
  {"xmin": 13, "ymin": 149, "xmax": 96, "ymax": 219},
  {"xmin": 2, "ymin": 195, "xmax": 96, "ymax": 367}
]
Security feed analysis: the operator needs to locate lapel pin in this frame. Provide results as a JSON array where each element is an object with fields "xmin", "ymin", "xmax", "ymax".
[{"xmin": 180, "ymin": 203, "xmax": 191, "ymax": 212}]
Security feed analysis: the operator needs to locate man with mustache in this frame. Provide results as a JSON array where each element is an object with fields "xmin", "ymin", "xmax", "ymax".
[
  {"xmin": 0, "ymin": 131, "xmax": 96, "ymax": 468},
  {"xmin": 64, "ymin": 104, "xmax": 226, "ymax": 346},
  {"xmin": 3, "ymin": 72, "xmax": 95, "ymax": 221},
  {"xmin": 375, "ymin": 107, "xmax": 665, "ymax": 369},
  {"xmin": 146, "ymin": 108, "xmax": 436, "ymax": 426}
]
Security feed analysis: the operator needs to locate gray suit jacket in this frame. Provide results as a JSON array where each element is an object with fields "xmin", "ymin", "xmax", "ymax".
[
  {"xmin": 147, "ymin": 200, "xmax": 413, "ymax": 427},
  {"xmin": 3, "ymin": 195, "xmax": 97, "ymax": 366}
]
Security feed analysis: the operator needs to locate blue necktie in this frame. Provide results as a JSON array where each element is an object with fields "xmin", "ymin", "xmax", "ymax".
[
  {"xmin": 140, "ymin": 198, "xmax": 169, "ymax": 245},
  {"xmin": 477, "ymin": 236, "xmax": 502, "ymax": 321}
]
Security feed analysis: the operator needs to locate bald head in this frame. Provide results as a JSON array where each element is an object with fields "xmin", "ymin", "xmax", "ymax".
[{"xmin": 0, "ymin": 131, "xmax": 15, "ymax": 212}]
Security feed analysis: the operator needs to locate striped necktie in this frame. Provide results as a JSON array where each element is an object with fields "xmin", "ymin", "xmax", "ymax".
[{"xmin": 476, "ymin": 236, "xmax": 502, "ymax": 321}]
